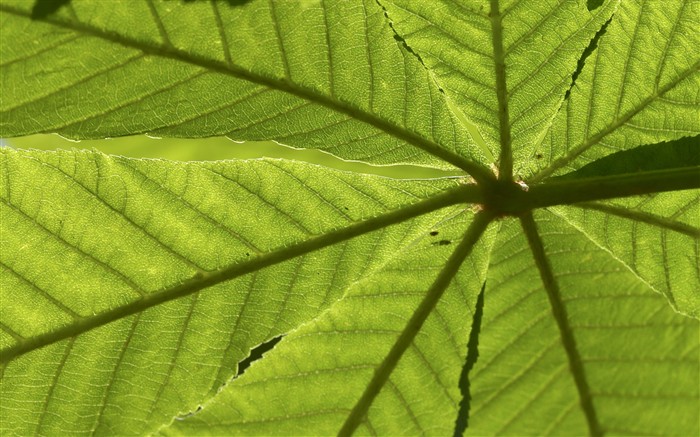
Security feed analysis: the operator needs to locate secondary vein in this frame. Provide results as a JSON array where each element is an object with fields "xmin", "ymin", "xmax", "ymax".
[{"xmin": 573, "ymin": 201, "xmax": 700, "ymax": 237}]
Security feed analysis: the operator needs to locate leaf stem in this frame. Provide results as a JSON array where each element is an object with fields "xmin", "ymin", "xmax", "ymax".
[
  {"xmin": 519, "ymin": 212, "xmax": 602, "ymax": 437},
  {"xmin": 524, "ymin": 166, "xmax": 700, "ymax": 209},
  {"xmin": 0, "ymin": 184, "xmax": 483, "ymax": 364},
  {"xmin": 489, "ymin": 0, "xmax": 513, "ymax": 182},
  {"xmin": 338, "ymin": 212, "xmax": 493, "ymax": 437}
]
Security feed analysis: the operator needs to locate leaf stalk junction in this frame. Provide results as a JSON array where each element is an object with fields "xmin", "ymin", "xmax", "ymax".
[
  {"xmin": 1, "ymin": 154, "xmax": 697, "ymax": 437},
  {"xmin": 340, "ymin": 164, "xmax": 699, "ymax": 435},
  {"xmin": 478, "ymin": 166, "xmax": 700, "ymax": 217}
]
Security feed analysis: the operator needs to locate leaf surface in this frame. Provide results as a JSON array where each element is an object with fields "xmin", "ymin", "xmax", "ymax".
[
  {"xmin": 550, "ymin": 137, "xmax": 700, "ymax": 317},
  {"xmin": 531, "ymin": 0, "xmax": 700, "ymax": 179},
  {"xmin": 0, "ymin": 148, "xmax": 473, "ymax": 435},
  {"xmin": 1, "ymin": 0, "xmax": 699, "ymax": 436},
  {"xmin": 379, "ymin": 0, "xmax": 618, "ymax": 162},
  {"xmin": 466, "ymin": 212, "xmax": 699, "ymax": 436},
  {"xmin": 159, "ymin": 214, "xmax": 496, "ymax": 436},
  {"xmin": 0, "ymin": 0, "xmax": 491, "ymax": 173}
]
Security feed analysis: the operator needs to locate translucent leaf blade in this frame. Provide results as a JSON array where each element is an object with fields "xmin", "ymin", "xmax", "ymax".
[
  {"xmin": 467, "ymin": 212, "xmax": 699, "ymax": 436},
  {"xmin": 545, "ymin": 137, "xmax": 700, "ymax": 317},
  {"xmin": 158, "ymin": 214, "xmax": 497, "ymax": 436},
  {"xmin": 0, "ymin": 0, "xmax": 490, "ymax": 171},
  {"xmin": 0, "ymin": 148, "xmax": 466, "ymax": 435},
  {"xmin": 378, "ymin": 0, "xmax": 617, "ymax": 158},
  {"xmin": 532, "ymin": 0, "xmax": 700, "ymax": 179},
  {"xmin": 551, "ymin": 191, "xmax": 700, "ymax": 318}
]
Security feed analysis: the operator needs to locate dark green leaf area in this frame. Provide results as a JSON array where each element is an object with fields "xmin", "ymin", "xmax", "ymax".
[
  {"xmin": 587, "ymin": 0, "xmax": 605, "ymax": 11},
  {"xmin": 557, "ymin": 136, "xmax": 700, "ymax": 180},
  {"xmin": 30, "ymin": 0, "xmax": 70, "ymax": 19}
]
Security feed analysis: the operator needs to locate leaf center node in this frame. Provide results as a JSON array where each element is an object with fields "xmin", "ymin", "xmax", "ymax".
[{"xmin": 481, "ymin": 180, "xmax": 529, "ymax": 216}]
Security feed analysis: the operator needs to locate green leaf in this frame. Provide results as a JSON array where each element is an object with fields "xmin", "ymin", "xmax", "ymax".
[
  {"xmin": 0, "ymin": 0, "xmax": 492, "ymax": 174},
  {"xmin": 378, "ymin": 0, "xmax": 619, "ymax": 176},
  {"xmin": 0, "ymin": 148, "xmax": 475, "ymax": 435},
  {"xmin": 468, "ymin": 213, "xmax": 698, "ymax": 436},
  {"xmin": 530, "ymin": 0, "xmax": 700, "ymax": 180},
  {"xmin": 159, "ymin": 213, "xmax": 496, "ymax": 437},
  {"xmin": 552, "ymin": 137, "xmax": 700, "ymax": 318},
  {"xmin": 1, "ymin": 0, "xmax": 699, "ymax": 436}
]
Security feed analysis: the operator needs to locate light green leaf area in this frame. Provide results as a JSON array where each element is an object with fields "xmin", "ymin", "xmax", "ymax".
[
  {"xmin": 551, "ymin": 193, "xmax": 700, "ymax": 318},
  {"xmin": 159, "ymin": 215, "xmax": 496, "ymax": 437},
  {"xmin": 469, "ymin": 212, "xmax": 699, "ymax": 436},
  {"xmin": 549, "ymin": 137, "xmax": 700, "ymax": 318},
  {"xmin": 0, "ymin": 148, "xmax": 472, "ymax": 435},
  {"xmin": 1, "ymin": 0, "xmax": 700, "ymax": 436},
  {"xmin": 379, "ymin": 0, "xmax": 618, "ymax": 159},
  {"xmin": 530, "ymin": 0, "xmax": 700, "ymax": 180},
  {"xmin": 0, "ymin": 0, "xmax": 489, "ymax": 171}
]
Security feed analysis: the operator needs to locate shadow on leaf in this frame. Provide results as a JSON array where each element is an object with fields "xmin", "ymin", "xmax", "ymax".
[
  {"xmin": 454, "ymin": 282, "xmax": 486, "ymax": 437},
  {"xmin": 31, "ymin": 0, "xmax": 254, "ymax": 20},
  {"xmin": 559, "ymin": 135, "xmax": 700, "ymax": 179},
  {"xmin": 181, "ymin": 0, "xmax": 254, "ymax": 6},
  {"xmin": 31, "ymin": 0, "xmax": 71, "ymax": 19}
]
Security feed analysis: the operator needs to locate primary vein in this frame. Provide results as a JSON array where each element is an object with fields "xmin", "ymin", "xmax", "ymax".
[
  {"xmin": 524, "ymin": 167, "xmax": 700, "ymax": 210},
  {"xmin": 520, "ymin": 212, "xmax": 602, "ymax": 437},
  {"xmin": 489, "ymin": 0, "xmax": 514, "ymax": 182},
  {"xmin": 0, "ymin": 184, "xmax": 483, "ymax": 364}
]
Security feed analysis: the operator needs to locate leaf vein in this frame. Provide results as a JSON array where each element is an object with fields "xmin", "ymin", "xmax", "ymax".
[{"xmin": 1, "ymin": 198, "xmax": 146, "ymax": 295}]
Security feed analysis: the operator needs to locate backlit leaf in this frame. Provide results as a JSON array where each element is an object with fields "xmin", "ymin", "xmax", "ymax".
[{"xmin": 1, "ymin": 0, "xmax": 698, "ymax": 436}]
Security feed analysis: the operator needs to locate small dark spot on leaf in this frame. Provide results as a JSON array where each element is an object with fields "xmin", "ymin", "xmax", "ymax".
[
  {"xmin": 429, "ymin": 231, "xmax": 439, "ymax": 236},
  {"xmin": 432, "ymin": 239, "xmax": 452, "ymax": 246},
  {"xmin": 344, "ymin": 206, "xmax": 349, "ymax": 210},
  {"xmin": 536, "ymin": 153, "xmax": 543, "ymax": 159},
  {"xmin": 182, "ymin": 0, "xmax": 253, "ymax": 6},
  {"xmin": 31, "ymin": 0, "xmax": 71, "ymax": 19},
  {"xmin": 245, "ymin": 252, "xmax": 250, "ymax": 257}
]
